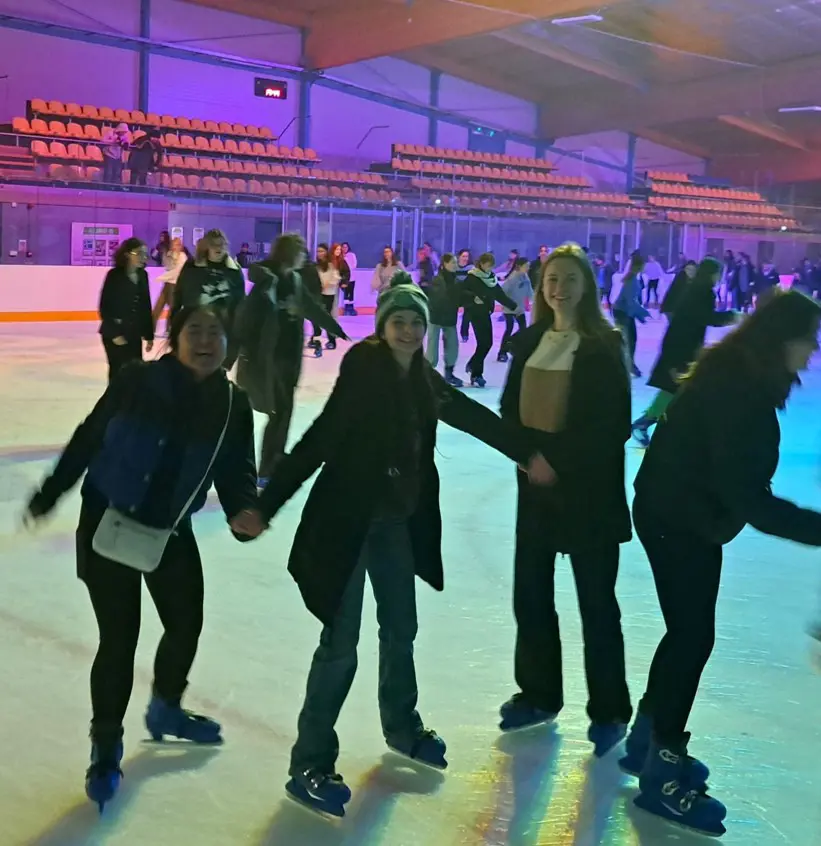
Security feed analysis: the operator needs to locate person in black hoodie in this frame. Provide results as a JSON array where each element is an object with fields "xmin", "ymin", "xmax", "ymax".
[
  {"xmin": 237, "ymin": 233, "xmax": 347, "ymax": 481},
  {"xmin": 23, "ymin": 304, "xmax": 260, "ymax": 812},
  {"xmin": 631, "ymin": 258, "xmax": 737, "ymax": 447},
  {"xmin": 659, "ymin": 260, "xmax": 696, "ymax": 320},
  {"xmin": 621, "ymin": 290, "xmax": 821, "ymax": 837},
  {"xmin": 462, "ymin": 252, "xmax": 517, "ymax": 387},
  {"xmin": 496, "ymin": 243, "xmax": 633, "ymax": 757},
  {"xmin": 173, "ymin": 229, "xmax": 246, "ymax": 369},
  {"xmin": 425, "ymin": 252, "xmax": 463, "ymax": 387},
  {"xmin": 98, "ymin": 237, "xmax": 154, "ymax": 382},
  {"xmin": 233, "ymin": 284, "xmax": 555, "ymax": 816},
  {"xmin": 455, "ymin": 249, "xmax": 473, "ymax": 342}
]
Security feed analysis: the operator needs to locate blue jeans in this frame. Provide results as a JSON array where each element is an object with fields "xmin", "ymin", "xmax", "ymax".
[{"xmin": 289, "ymin": 518, "xmax": 422, "ymax": 776}]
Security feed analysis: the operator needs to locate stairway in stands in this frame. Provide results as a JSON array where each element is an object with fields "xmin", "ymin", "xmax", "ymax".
[{"xmin": 0, "ymin": 144, "xmax": 36, "ymax": 180}]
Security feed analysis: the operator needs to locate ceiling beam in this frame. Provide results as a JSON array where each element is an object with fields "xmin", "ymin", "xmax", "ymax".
[
  {"xmin": 303, "ymin": 0, "xmax": 633, "ymax": 71},
  {"xmin": 540, "ymin": 53, "xmax": 821, "ymax": 138},
  {"xmin": 493, "ymin": 29, "xmax": 645, "ymax": 89},
  {"xmin": 635, "ymin": 129, "xmax": 711, "ymax": 161},
  {"xmin": 405, "ymin": 47, "xmax": 545, "ymax": 105},
  {"xmin": 179, "ymin": 0, "xmax": 310, "ymax": 29},
  {"xmin": 717, "ymin": 114, "xmax": 807, "ymax": 151},
  {"xmin": 710, "ymin": 150, "xmax": 821, "ymax": 186}
]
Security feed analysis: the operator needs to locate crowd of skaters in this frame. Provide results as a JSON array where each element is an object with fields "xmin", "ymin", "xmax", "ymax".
[{"xmin": 19, "ymin": 226, "xmax": 821, "ymax": 839}]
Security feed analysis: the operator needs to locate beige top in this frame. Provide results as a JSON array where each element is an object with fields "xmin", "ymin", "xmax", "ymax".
[{"xmin": 520, "ymin": 329, "xmax": 580, "ymax": 433}]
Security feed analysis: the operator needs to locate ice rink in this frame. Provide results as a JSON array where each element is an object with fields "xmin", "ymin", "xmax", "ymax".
[{"xmin": 0, "ymin": 314, "xmax": 819, "ymax": 846}]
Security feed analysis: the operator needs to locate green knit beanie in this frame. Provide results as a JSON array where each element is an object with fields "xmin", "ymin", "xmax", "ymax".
[{"xmin": 375, "ymin": 283, "xmax": 429, "ymax": 336}]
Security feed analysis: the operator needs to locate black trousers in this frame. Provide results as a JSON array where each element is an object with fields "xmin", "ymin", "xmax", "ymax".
[
  {"xmin": 130, "ymin": 169, "xmax": 149, "ymax": 186},
  {"xmin": 613, "ymin": 309, "xmax": 637, "ymax": 366},
  {"xmin": 633, "ymin": 501, "xmax": 722, "ymax": 748},
  {"xmin": 644, "ymin": 278, "xmax": 659, "ymax": 306},
  {"xmin": 466, "ymin": 310, "xmax": 493, "ymax": 378},
  {"xmin": 102, "ymin": 336, "xmax": 142, "ymax": 383},
  {"xmin": 259, "ymin": 373, "xmax": 297, "ymax": 477},
  {"xmin": 501, "ymin": 313, "xmax": 526, "ymax": 352},
  {"xmin": 78, "ymin": 504, "xmax": 204, "ymax": 734},
  {"xmin": 460, "ymin": 309, "xmax": 471, "ymax": 341},
  {"xmin": 342, "ymin": 280, "xmax": 355, "ymax": 303},
  {"xmin": 513, "ymin": 492, "xmax": 632, "ymax": 723}
]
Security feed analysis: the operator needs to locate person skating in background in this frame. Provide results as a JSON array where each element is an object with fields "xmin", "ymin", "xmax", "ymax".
[
  {"xmin": 333, "ymin": 243, "xmax": 356, "ymax": 316},
  {"xmin": 151, "ymin": 230, "xmax": 171, "ymax": 266},
  {"xmin": 173, "ymin": 229, "xmax": 246, "ymax": 369},
  {"xmin": 731, "ymin": 252, "xmax": 754, "ymax": 312},
  {"xmin": 341, "ymin": 242, "xmax": 357, "ymax": 273},
  {"xmin": 455, "ymin": 249, "xmax": 474, "ymax": 343},
  {"xmin": 462, "ymin": 253, "xmax": 518, "ymax": 388},
  {"xmin": 98, "ymin": 238, "xmax": 154, "ymax": 382},
  {"xmin": 425, "ymin": 253, "xmax": 463, "ymax": 387},
  {"xmin": 238, "ymin": 233, "xmax": 347, "ymax": 483},
  {"xmin": 642, "ymin": 255, "xmax": 665, "ymax": 307},
  {"xmin": 23, "ymin": 305, "xmax": 261, "ymax": 812},
  {"xmin": 152, "ymin": 236, "xmax": 187, "ymax": 328},
  {"xmin": 659, "ymin": 259, "xmax": 697, "ymax": 321},
  {"xmin": 415, "ymin": 247, "xmax": 435, "ymax": 293},
  {"xmin": 631, "ymin": 258, "xmax": 737, "ymax": 447},
  {"xmin": 498, "ymin": 256, "xmax": 532, "ymax": 362},
  {"xmin": 236, "ymin": 243, "xmax": 253, "ymax": 269},
  {"xmin": 497, "ymin": 243, "xmax": 634, "ymax": 757},
  {"xmin": 595, "ymin": 254, "xmax": 615, "ymax": 309},
  {"xmin": 315, "ymin": 243, "xmax": 341, "ymax": 352},
  {"xmin": 623, "ymin": 290, "xmax": 821, "ymax": 837},
  {"xmin": 371, "ymin": 246, "xmax": 404, "ymax": 295},
  {"xmin": 613, "ymin": 254, "xmax": 649, "ymax": 377},
  {"xmin": 232, "ymin": 283, "xmax": 555, "ymax": 817}
]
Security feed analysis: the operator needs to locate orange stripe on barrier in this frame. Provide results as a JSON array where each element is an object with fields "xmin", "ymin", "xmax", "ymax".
[{"xmin": 0, "ymin": 307, "xmax": 377, "ymax": 322}]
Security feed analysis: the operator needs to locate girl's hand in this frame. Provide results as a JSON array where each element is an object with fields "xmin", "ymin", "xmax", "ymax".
[
  {"xmin": 521, "ymin": 453, "xmax": 557, "ymax": 486},
  {"xmin": 112, "ymin": 336, "xmax": 127, "ymax": 346},
  {"xmin": 230, "ymin": 509, "xmax": 267, "ymax": 538}
]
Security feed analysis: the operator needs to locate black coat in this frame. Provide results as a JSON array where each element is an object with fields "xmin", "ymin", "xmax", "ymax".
[
  {"xmin": 635, "ymin": 348, "xmax": 821, "ymax": 546},
  {"xmin": 648, "ymin": 281, "xmax": 736, "ymax": 394},
  {"xmin": 236, "ymin": 261, "xmax": 347, "ymax": 414},
  {"xmin": 173, "ymin": 257, "xmax": 246, "ymax": 323},
  {"xmin": 258, "ymin": 338, "xmax": 535, "ymax": 624},
  {"xmin": 427, "ymin": 268, "xmax": 461, "ymax": 326},
  {"xmin": 500, "ymin": 321, "xmax": 632, "ymax": 553},
  {"xmin": 659, "ymin": 270, "xmax": 688, "ymax": 316},
  {"xmin": 98, "ymin": 266, "xmax": 153, "ymax": 342},
  {"xmin": 462, "ymin": 270, "xmax": 517, "ymax": 315}
]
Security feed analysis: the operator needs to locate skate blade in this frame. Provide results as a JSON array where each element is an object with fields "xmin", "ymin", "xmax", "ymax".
[
  {"xmin": 386, "ymin": 747, "xmax": 448, "ymax": 771},
  {"xmin": 140, "ymin": 736, "xmax": 223, "ymax": 747},
  {"xmin": 633, "ymin": 799, "xmax": 726, "ymax": 837},
  {"xmin": 498, "ymin": 716, "xmax": 556, "ymax": 735},
  {"xmin": 285, "ymin": 790, "xmax": 346, "ymax": 819}
]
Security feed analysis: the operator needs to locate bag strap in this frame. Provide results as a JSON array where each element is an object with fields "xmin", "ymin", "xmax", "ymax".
[{"xmin": 171, "ymin": 381, "xmax": 234, "ymax": 530}]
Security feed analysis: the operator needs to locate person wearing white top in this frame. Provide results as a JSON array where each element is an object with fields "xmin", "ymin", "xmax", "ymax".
[
  {"xmin": 152, "ymin": 237, "xmax": 188, "ymax": 327},
  {"xmin": 316, "ymin": 243, "xmax": 341, "ymax": 351},
  {"xmin": 643, "ymin": 256, "xmax": 665, "ymax": 308}
]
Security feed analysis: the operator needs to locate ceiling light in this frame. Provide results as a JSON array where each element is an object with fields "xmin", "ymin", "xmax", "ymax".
[
  {"xmin": 778, "ymin": 106, "xmax": 821, "ymax": 113},
  {"xmin": 551, "ymin": 14, "xmax": 604, "ymax": 25}
]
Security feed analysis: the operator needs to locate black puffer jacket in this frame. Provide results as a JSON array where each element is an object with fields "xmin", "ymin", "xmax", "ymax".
[{"xmin": 98, "ymin": 266, "xmax": 153, "ymax": 343}]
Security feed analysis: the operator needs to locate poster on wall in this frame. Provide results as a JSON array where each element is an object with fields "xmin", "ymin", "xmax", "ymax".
[
  {"xmin": 70, "ymin": 223, "xmax": 134, "ymax": 267},
  {"xmin": 170, "ymin": 226, "xmax": 183, "ymax": 242},
  {"xmin": 192, "ymin": 227, "xmax": 204, "ymax": 246}
]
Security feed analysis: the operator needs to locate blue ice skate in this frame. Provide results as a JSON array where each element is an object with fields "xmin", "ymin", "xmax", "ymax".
[
  {"xmin": 634, "ymin": 741, "xmax": 726, "ymax": 837},
  {"xmin": 588, "ymin": 721, "xmax": 627, "ymax": 757},
  {"xmin": 388, "ymin": 728, "xmax": 448, "ymax": 770},
  {"xmin": 145, "ymin": 695, "xmax": 222, "ymax": 744},
  {"xmin": 619, "ymin": 714, "xmax": 709, "ymax": 787},
  {"xmin": 85, "ymin": 736, "xmax": 124, "ymax": 812},
  {"xmin": 285, "ymin": 769, "xmax": 352, "ymax": 818},
  {"xmin": 499, "ymin": 693, "xmax": 557, "ymax": 733}
]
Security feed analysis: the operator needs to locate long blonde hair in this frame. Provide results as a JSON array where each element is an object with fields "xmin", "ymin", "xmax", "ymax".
[
  {"xmin": 195, "ymin": 228, "xmax": 228, "ymax": 263},
  {"xmin": 533, "ymin": 242, "xmax": 612, "ymax": 338}
]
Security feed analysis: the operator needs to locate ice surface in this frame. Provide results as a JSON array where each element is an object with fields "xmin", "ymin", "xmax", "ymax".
[{"xmin": 0, "ymin": 316, "xmax": 819, "ymax": 845}]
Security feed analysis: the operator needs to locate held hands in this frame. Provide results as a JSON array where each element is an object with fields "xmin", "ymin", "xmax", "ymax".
[
  {"xmin": 230, "ymin": 509, "xmax": 268, "ymax": 539},
  {"xmin": 520, "ymin": 453, "xmax": 557, "ymax": 486}
]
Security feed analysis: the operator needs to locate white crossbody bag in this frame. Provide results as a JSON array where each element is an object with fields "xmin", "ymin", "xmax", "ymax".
[{"xmin": 92, "ymin": 383, "xmax": 233, "ymax": 573}]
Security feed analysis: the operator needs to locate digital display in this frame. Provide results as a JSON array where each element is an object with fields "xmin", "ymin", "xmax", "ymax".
[{"xmin": 254, "ymin": 78, "xmax": 288, "ymax": 100}]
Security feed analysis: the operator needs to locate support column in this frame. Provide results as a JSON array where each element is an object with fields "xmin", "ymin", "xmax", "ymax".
[
  {"xmin": 138, "ymin": 0, "xmax": 151, "ymax": 112},
  {"xmin": 625, "ymin": 132, "xmax": 637, "ymax": 193},
  {"xmin": 535, "ymin": 105, "xmax": 547, "ymax": 159},
  {"xmin": 298, "ymin": 76, "xmax": 313, "ymax": 150},
  {"xmin": 428, "ymin": 70, "xmax": 441, "ymax": 148}
]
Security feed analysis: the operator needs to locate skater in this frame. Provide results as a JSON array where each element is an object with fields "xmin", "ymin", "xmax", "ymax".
[
  {"xmin": 233, "ymin": 284, "xmax": 555, "ymax": 816},
  {"xmin": 642, "ymin": 255, "xmax": 664, "ymax": 307},
  {"xmin": 498, "ymin": 257, "xmax": 532, "ymax": 362},
  {"xmin": 659, "ymin": 259, "xmax": 696, "ymax": 321},
  {"xmin": 623, "ymin": 289, "xmax": 821, "ymax": 837},
  {"xmin": 425, "ymin": 253, "xmax": 463, "ymax": 386},
  {"xmin": 98, "ymin": 238, "xmax": 154, "ymax": 383},
  {"xmin": 496, "ymin": 243, "xmax": 633, "ymax": 756},
  {"xmin": 613, "ymin": 254, "xmax": 649, "ymax": 377},
  {"xmin": 370, "ymin": 246, "xmax": 404, "ymax": 294},
  {"xmin": 595, "ymin": 254, "xmax": 615, "ymax": 309},
  {"xmin": 462, "ymin": 253, "xmax": 517, "ymax": 387},
  {"xmin": 316, "ymin": 243, "xmax": 341, "ymax": 351},
  {"xmin": 23, "ymin": 304, "xmax": 261, "ymax": 812},
  {"xmin": 334, "ymin": 243, "xmax": 356, "ymax": 316},
  {"xmin": 240, "ymin": 233, "xmax": 347, "ymax": 481},
  {"xmin": 152, "ymin": 236, "xmax": 187, "ymax": 328},
  {"xmin": 173, "ymin": 229, "xmax": 246, "ymax": 369},
  {"xmin": 455, "ymin": 249, "xmax": 474, "ymax": 342},
  {"xmin": 632, "ymin": 258, "xmax": 737, "ymax": 447}
]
